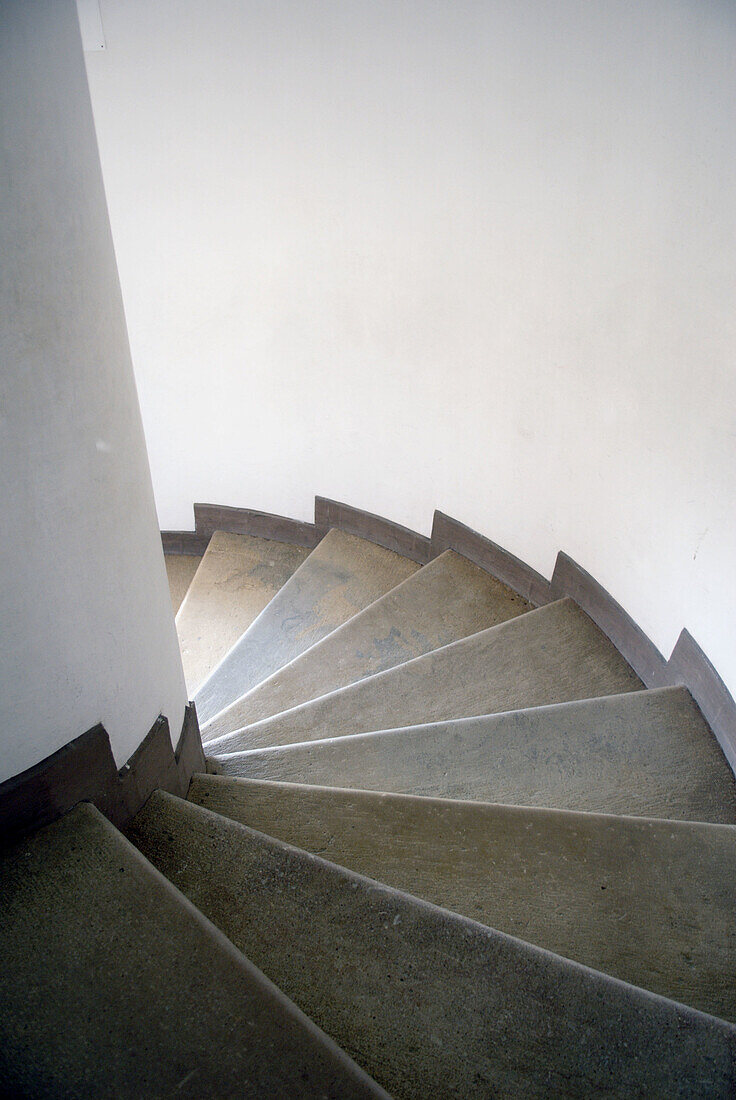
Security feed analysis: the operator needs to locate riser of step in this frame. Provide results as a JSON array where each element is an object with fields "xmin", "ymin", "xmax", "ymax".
[
  {"xmin": 188, "ymin": 774, "xmax": 736, "ymax": 1021},
  {"xmin": 217, "ymin": 685, "xmax": 736, "ymax": 823},
  {"xmin": 195, "ymin": 529, "xmax": 418, "ymax": 724},
  {"xmin": 0, "ymin": 803, "xmax": 387, "ymax": 1099},
  {"xmin": 206, "ymin": 597, "xmax": 643, "ymax": 753},
  {"xmin": 131, "ymin": 790, "xmax": 736, "ymax": 1100},
  {"xmin": 202, "ymin": 549, "xmax": 530, "ymax": 740},
  {"xmin": 164, "ymin": 553, "xmax": 202, "ymax": 614}
]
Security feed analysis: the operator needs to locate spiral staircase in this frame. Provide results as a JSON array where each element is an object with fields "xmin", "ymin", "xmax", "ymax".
[{"xmin": 3, "ymin": 498, "xmax": 736, "ymax": 1098}]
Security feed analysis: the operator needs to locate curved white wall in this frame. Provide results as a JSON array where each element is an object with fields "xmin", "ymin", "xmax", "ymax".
[
  {"xmin": 0, "ymin": 0, "xmax": 187, "ymax": 783},
  {"xmin": 84, "ymin": 1, "xmax": 736, "ymax": 699}
]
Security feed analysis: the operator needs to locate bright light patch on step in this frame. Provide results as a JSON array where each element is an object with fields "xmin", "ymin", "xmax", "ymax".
[
  {"xmin": 76, "ymin": 0, "xmax": 106, "ymax": 51},
  {"xmin": 95, "ymin": 439, "xmax": 112, "ymax": 453}
]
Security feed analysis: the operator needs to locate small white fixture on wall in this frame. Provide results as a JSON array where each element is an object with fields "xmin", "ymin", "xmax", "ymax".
[{"xmin": 76, "ymin": 0, "xmax": 106, "ymax": 51}]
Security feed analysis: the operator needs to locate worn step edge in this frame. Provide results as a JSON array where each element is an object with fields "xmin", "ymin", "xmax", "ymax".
[
  {"xmin": 175, "ymin": 530, "xmax": 311, "ymax": 694},
  {"xmin": 169, "ymin": 497, "xmax": 736, "ymax": 782},
  {"xmin": 187, "ymin": 774, "xmax": 736, "ymax": 1020},
  {"xmin": 132, "ymin": 791, "xmax": 736, "ymax": 1100},
  {"xmin": 0, "ymin": 802, "xmax": 389, "ymax": 1100},
  {"xmin": 194, "ymin": 529, "xmax": 418, "ymax": 725},
  {"xmin": 204, "ymin": 598, "xmax": 643, "ymax": 753},
  {"xmin": 211, "ymin": 685, "xmax": 736, "ymax": 824},
  {"xmin": 201, "ymin": 549, "xmax": 532, "ymax": 741}
]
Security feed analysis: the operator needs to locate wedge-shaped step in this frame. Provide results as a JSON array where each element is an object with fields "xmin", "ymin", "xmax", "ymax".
[
  {"xmin": 195, "ymin": 529, "xmax": 418, "ymax": 724},
  {"xmin": 189, "ymin": 774, "xmax": 736, "ymax": 1021},
  {"xmin": 131, "ymin": 791, "xmax": 736, "ymax": 1100},
  {"xmin": 176, "ymin": 530, "xmax": 310, "ymax": 693},
  {"xmin": 203, "ymin": 549, "xmax": 531, "ymax": 740},
  {"xmin": 0, "ymin": 802, "xmax": 388, "ymax": 1100},
  {"xmin": 207, "ymin": 597, "xmax": 643, "ymax": 753},
  {"xmin": 222, "ymin": 685, "xmax": 736, "ymax": 823},
  {"xmin": 165, "ymin": 552, "xmax": 202, "ymax": 613}
]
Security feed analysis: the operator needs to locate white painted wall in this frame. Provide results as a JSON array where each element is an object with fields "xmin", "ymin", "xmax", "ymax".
[
  {"xmin": 0, "ymin": 0, "xmax": 188, "ymax": 783},
  {"xmin": 84, "ymin": 1, "xmax": 736, "ymax": 698}
]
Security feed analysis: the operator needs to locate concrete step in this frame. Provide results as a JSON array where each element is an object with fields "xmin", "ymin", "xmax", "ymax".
[
  {"xmin": 130, "ymin": 790, "xmax": 736, "ymax": 1100},
  {"xmin": 0, "ymin": 802, "xmax": 388, "ymax": 1100},
  {"xmin": 202, "ymin": 549, "xmax": 531, "ymax": 742},
  {"xmin": 207, "ymin": 597, "xmax": 643, "ymax": 754},
  {"xmin": 165, "ymin": 552, "xmax": 202, "ymax": 613},
  {"xmin": 218, "ymin": 685, "xmax": 736, "ymax": 823},
  {"xmin": 187, "ymin": 774, "xmax": 736, "ymax": 1022},
  {"xmin": 194, "ymin": 529, "xmax": 418, "ymax": 724},
  {"xmin": 175, "ymin": 530, "xmax": 310, "ymax": 694}
]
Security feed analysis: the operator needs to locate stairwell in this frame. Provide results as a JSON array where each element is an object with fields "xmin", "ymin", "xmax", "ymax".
[
  {"xmin": 3, "ymin": 4, "xmax": 736, "ymax": 1094},
  {"xmin": 4, "ymin": 499, "xmax": 736, "ymax": 1098}
]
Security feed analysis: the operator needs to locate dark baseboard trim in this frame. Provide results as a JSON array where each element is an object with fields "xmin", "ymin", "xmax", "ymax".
[
  {"xmin": 656, "ymin": 630, "xmax": 736, "ymax": 775},
  {"xmin": 315, "ymin": 497, "xmax": 432, "ymax": 564},
  {"xmin": 174, "ymin": 702, "xmax": 207, "ymax": 790},
  {"xmin": 162, "ymin": 531, "xmax": 211, "ymax": 556},
  {"xmin": 548, "ymin": 552, "xmax": 736, "ymax": 774},
  {"xmin": 0, "ymin": 702, "xmax": 205, "ymax": 842},
  {"xmin": 431, "ymin": 511, "xmax": 551, "ymax": 607},
  {"xmin": 194, "ymin": 503, "xmax": 323, "ymax": 548},
  {"xmin": 116, "ymin": 714, "xmax": 182, "ymax": 821},
  {"xmin": 549, "ymin": 553, "xmax": 667, "ymax": 686},
  {"xmin": 0, "ymin": 724, "xmax": 121, "ymax": 843}
]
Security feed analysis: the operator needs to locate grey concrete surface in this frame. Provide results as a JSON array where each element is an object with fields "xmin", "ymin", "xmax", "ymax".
[
  {"xmin": 165, "ymin": 553, "xmax": 202, "ymax": 613},
  {"xmin": 206, "ymin": 598, "xmax": 643, "ymax": 754},
  {"xmin": 131, "ymin": 791, "xmax": 736, "ymax": 1100},
  {"xmin": 194, "ymin": 529, "xmax": 418, "ymax": 724},
  {"xmin": 202, "ymin": 549, "xmax": 530, "ymax": 741},
  {"xmin": 188, "ymin": 774, "xmax": 736, "ymax": 1021},
  {"xmin": 0, "ymin": 802, "xmax": 388, "ymax": 1100},
  {"xmin": 218, "ymin": 685, "xmax": 736, "ymax": 823},
  {"xmin": 175, "ymin": 531, "xmax": 309, "ymax": 693}
]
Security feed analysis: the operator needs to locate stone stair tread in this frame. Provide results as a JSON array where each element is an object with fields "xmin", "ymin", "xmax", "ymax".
[
  {"xmin": 165, "ymin": 552, "xmax": 202, "ymax": 614},
  {"xmin": 194, "ymin": 528, "xmax": 418, "ymax": 724},
  {"xmin": 217, "ymin": 685, "xmax": 736, "ymax": 823},
  {"xmin": 187, "ymin": 773, "xmax": 736, "ymax": 1021},
  {"xmin": 175, "ymin": 530, "xmax": 310, "ymax": 694},
  {"xmin": 0, "ymin": 802, "xmax": 388, "ymax": 1100},
  {"xmin": 202, "ymin": 549, "xmax": 531, "ymax": 741},
  {"xmin": 206, "ymin": 597, "xmax": 643, "ymax": 754},
  {"xmin": 130, "ymin": 789, "xmax": 736, "ymax": 1100}
]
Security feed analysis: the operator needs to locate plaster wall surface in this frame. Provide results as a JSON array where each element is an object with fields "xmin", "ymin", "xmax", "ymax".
[
  {"xmin": 83, "ymin": 1, "xmax": 736, "ymax": 698},
  {"xmin": 0, "ymin": 0, "xmax": 188, "ymax": 782}
]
